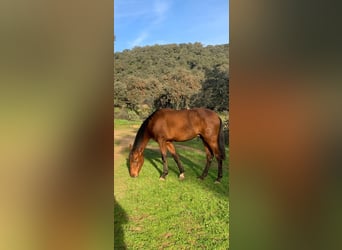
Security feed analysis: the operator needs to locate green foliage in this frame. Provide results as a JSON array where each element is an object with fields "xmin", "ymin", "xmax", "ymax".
[
  {"xmin": 114, "ymin": 43, "xmax": 229, "ymax": 119},
  {"xmin": 192, "ymin": 65, "xmax": 229, "ymax": 112}
]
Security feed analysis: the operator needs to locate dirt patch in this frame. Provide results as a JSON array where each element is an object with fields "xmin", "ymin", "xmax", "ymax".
[{"xmin": 114, "ymin": 128, "xmax": 136, "ymax": 168}]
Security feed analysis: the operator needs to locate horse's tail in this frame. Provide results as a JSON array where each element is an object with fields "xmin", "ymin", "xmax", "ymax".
[{"xmin": 218, "ymin": 117, "xmax": 226, "ymax": 160}]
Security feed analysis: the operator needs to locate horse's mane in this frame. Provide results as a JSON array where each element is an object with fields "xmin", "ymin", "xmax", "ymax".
[{"xmin": 132, "ymin": 109, "xmax": 158, "ymax": 152}]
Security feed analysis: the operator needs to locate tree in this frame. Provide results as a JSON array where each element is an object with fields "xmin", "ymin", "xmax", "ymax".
[
  {"xmin": 192, "ymin": 65, "xmax": 229, "ymax": 112},
  {"xmin": 114, "ymin": 43, "xmax": 229, "ymax": 119},
  {"xmin": 113, "ymin": 80, "xmax": 127, "ymax": 107},
  {"xmin": 154, "ymin": 68, "xmax": 202, "ymax": 110}
]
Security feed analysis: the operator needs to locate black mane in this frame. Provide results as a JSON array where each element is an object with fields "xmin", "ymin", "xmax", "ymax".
[{"xmin": 132, "ymin": 110, "xmax": 158, "ymax": 152}]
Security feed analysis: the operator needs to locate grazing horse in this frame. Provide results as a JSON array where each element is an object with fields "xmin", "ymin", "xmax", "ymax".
[{"xmin": 129, "ymin": 108, "xmax": 226, "ymax": 182}]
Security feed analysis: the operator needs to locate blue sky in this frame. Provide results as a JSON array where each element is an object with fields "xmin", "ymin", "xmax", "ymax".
[{"xmin": 114, "ymin": 0, "xmax": 229, "ymax": 52}]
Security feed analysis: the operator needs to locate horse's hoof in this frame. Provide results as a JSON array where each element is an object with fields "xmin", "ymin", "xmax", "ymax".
[
  {"xmin": 198, "ymin": 176, "xmax": 204, "ymax": 180},
  {"xmin": 159, "ymin": 177, "xmax": 166, "ymax": 181},
  {"xmin": 214, "ymin": 180, "xmax": 221, "ymax": 184},
  {"xmin": 179, "ymin": 173, "xmax": 185, "ymax": 180}
]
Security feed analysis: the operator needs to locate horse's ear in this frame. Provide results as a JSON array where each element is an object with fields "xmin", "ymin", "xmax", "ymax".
[{"xmin": 129, "ymin": 144, "xmax": 132, "ymax": 150}]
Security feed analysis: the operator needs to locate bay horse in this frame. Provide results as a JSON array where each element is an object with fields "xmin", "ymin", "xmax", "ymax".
[{"xmin": 129, "ymin": 108, "xmax": 226, "ymax": 182}]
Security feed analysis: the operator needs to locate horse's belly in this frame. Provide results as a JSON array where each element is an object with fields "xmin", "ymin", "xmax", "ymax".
[
  {"xmin": 153, "ymin": 119, "xmax": 198, "ymax": 142},
  {"xmin": 169, "ymin": 132, "xmax": 197, "ymax": 142}
]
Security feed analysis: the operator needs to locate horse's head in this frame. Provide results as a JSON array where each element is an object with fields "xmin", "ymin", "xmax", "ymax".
[{"xmin": 129, "ymin": 144, "xmax": 144, "ymax": 177}]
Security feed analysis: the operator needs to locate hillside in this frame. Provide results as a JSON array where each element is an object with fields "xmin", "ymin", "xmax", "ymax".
[{"xmin": 114, "ymin": 43, "xmax": 229, "ymax": 119}]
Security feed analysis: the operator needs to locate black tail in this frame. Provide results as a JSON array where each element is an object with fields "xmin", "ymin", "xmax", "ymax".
[{"xmin": 218, "ymin": 118, "xmax": 226, "ymax": 160}]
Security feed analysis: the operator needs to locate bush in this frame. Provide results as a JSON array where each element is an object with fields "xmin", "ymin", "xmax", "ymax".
[{"xmin": 114, "ymin": 107, "xmax": 141, "ymax": 121}]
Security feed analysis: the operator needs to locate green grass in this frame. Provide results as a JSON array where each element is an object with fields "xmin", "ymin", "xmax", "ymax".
[
  {"xmin": 115, "ymin": 132, "xmax": 229, "ymax": 249},
  {"xmin": 114, "ymin": 119, "xmax": 141, "ymax": 129}
]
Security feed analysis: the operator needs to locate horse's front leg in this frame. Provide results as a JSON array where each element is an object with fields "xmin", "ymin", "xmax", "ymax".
[
  {"xmin": 166, "ymin": 142, "xmax": 185, "ymax": 180},
  {"xmin": 159, "ymin": 141, "xmax": 168, "ymax": 180},
  {"xmin": 160, "ymin": 153, "xmax": 169, "ymax": 180}
]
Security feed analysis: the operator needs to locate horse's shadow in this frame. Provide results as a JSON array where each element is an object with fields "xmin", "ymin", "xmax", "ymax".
[
  {"xmin": 114, "ymin": 196, "xmax": 128, "ymax": 249},
  {"xmin": 125, "ymin": 147, "xmax": 217, "ymax": 180}
]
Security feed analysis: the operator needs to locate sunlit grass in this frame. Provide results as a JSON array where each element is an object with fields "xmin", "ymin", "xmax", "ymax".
[
  {"xmin": 114, "ymin": 132, "xmax": 229, "ymax": 249},
  {"xmin": 114, "ymin": 119, "xmax": 141, "ymax": 129}
]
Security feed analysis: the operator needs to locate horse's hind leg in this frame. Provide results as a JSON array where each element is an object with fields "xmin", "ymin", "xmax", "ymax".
[
  {"xmin": 199, "ymin": 141, "xmax": 213, "ymax": 180},
  {"xmin": 212, "ymin": 147, "xmax": 223, "ymax": 183},
  {"xmin": 166, "ymin": 142, "xmax": 185, "ymax": 180},
  {"xmin": 215, "ymin": 158, "xmax": 223, "ymax": 183},
  {"xmin": 203, "ymin": 139, "xmax": 223, "ymax": 183}
]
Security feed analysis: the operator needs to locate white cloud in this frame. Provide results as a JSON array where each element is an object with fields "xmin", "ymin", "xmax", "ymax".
[
  {"xmin": 129, "ymin": 32, "xmax": 149, "ymax": 47},
  {"xmin": 153, "ymin": 0, "xmax": 171, "ymax": 24},
  {"xmin": 154, "ymin": 0, "xmax": 169, "ymax": 16}
]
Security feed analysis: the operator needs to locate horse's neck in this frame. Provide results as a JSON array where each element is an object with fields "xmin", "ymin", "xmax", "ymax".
[{"xmin": 135, "ymin": 131, "xmax": 150, "ymax": 153}]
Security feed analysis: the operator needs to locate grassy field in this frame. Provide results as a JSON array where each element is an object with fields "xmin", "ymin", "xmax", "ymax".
[
  {"xmin": 114, "ymin": 119, "xmax": 229, "ymax": 249},
  {"xmin": 114, "ymin": 119, "xmax": 141, "ymax": 129}
]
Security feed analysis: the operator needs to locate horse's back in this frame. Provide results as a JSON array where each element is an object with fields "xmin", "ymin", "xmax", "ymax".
[
  {"xmin": 148, "ymin": 108, "xmax": 220, "ymax": 141},
  {"xmin": 191, "ymin": 108, "xmax": 219, "ymax": 120},
  {"xmin": 153, "ymin": 108, "xmax": 217, "ymax": 124},
  {"xmin": 149, "ymin": 109, "xmax": 196, "ymax": 140}
]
